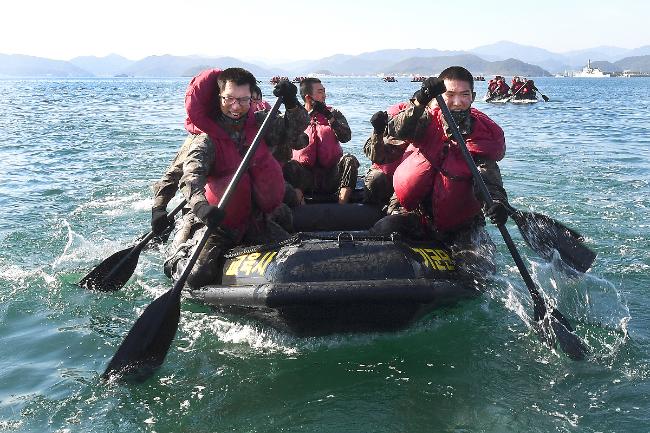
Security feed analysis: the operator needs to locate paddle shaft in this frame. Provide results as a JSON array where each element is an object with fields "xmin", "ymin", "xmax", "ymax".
[
  {"xmin": 103, "ymin": 96, "xmax": 284, "ymax": 378},
  {"xmin": 437, "ymin": 95, "xmax": 587, "ymax": 360},
  {"xmin": 531, "ymin": 86, "xmax": 549, "ymax": 101},
  {"xmin": 509, "ymin": 81, "xmax": 528, "ymax": 99},
  {"xmin": 435, "ymin": 95, "xmax": 546, "ymax": 318}
]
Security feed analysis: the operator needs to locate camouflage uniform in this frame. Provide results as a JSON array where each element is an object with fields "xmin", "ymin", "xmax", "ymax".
[
  {"xmin": 167, "ymin": 105, "xmax": 308, "ymax": 288},
  {"xmin": 362, "ymin": 131, "xmax": 408, "ymax": 208},
  {"xmin": 369, "ymin": 104, "xmax": 508, "ymax": 279},
  {"xmin": 387, "ymin": 104, "xmax": 508, "ymax": 205},
  {"xmin": 152, "ymin": 134, "xmax": 197, "ymax": 210},
  {"xmin": 283, "ymin": 108, "xmax": 359, "ymax": 197}
]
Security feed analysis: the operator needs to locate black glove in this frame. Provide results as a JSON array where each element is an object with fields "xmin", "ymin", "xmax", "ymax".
[
  {"xmin": 273, "ymin": 80, "xmax": 299, "ymax": 109},
  {"xmin": 417, "ymin": 77, "xmax": 446, "ymax": 105},
  {"xmin": 194, "ymin": 202, "xmax": 225, "ymax": 229},
  {"xmin": 370, "ymin": 110, "xmax": 388, "ymax": 134},
  {"xmin": 312, "ymin": 100, "xmax": 333, "ymax": 119},
  {"xmin": 486, "ymin": 201, "xmax": 509, "ymax": 226},
  {"xmin": 151, "ymin": 206, "xmax": 172, "ymax": 235}
]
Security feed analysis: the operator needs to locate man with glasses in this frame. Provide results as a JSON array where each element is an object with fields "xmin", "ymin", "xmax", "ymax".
[{"xmin": 162, "ymin": 67, "xmax": 308, "ymax": 288}]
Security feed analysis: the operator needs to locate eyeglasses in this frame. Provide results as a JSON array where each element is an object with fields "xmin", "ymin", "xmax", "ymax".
[{"xmin": 221, "ymin": 95, "xmax": 252, "ymax": 106}]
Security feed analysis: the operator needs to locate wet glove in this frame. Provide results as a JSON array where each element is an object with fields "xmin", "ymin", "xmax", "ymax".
[
  {"xmin": 486, "ymin": 200, "xmax": 509, "ymax": 226},
  {"xmin": 151, "ymin": 206, "xmax": 172, "ymax": 235},
  {"xmin": 370, "ymin": 110, "xmax": 389, "ymax": 134},
  {"xmin": 417, "ymin": 77, "xmax": 446, "ymax": 105},
  {"xmin": 312, "ymin": 100, "xmax": 333, "ymax": 119},
  {"xmin": 194, "ymin": 202, "xmax": 226, "ymax": 229},
  {"xmin": 273, "ymin": 80, "xmax": 299, "ymax": 109}
]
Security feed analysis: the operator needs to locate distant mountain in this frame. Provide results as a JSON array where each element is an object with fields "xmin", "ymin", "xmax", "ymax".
[
  {"xmin": 0, "ymin": 54, "xmax": 90, "ymax": 77},
  {"xmin": 470, "ymin": 41, "xmax": 559, "ymax": 63},
  {"xmin": 625, "ymin": 45, "xmax": 650, "ymax": 57},
  {"xmin": 384, "ymin": 54, "xmax": 551, "ymax": 77},
  {"xmin": 70, "ymin": 54, "xmax": 134, "ymax": 76},
  {"xmin": 121, "ymin": 55, "xmax": 278, "ymax": 77},
  {"xmin": 591, "ymin": 60, "xmax": 621, "ymax": 73},
  {"xmin": 355, "ymin": 48, "xmax": 466, "ymax": 62},
  {"xmin": 562, "ymin": 45, "xmax": 630, "ymax": 63},
  {"xmin": 615, "ymin": 55, "xmax": 650, "ymax": 72},
  {"xmin": 468, "ymin": 41, "xmax": 648, "ymax": 72},
  {"xmin": 1, "ymin": 43, "xmax": 648, "ymax": 77}
]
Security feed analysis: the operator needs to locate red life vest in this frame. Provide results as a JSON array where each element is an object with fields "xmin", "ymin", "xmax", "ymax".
[
  {"xmin": 292, "ymin": 109, "xmax": 342, "ymax": 169},
  {"xmin": 251, "ymin": 99, "xmax": 272, "ymax": 112},
  {"xmin": 371, "ymin": 101, "xmax": 411, "ymax": 177},
  {"xmin": 393, "ymin": 107, "xmax": 505, "ymax": 232},
  {"xmin": 185, "ymin": 69, "xmax": 284, "ymax": 231}
]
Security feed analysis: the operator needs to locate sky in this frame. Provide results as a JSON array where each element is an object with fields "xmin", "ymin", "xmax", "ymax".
[{"xmin": 1, "ymin": 0, "xmax": 648, "ymax": 62}]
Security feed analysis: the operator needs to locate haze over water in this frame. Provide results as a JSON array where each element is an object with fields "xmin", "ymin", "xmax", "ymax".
[{"xmin": 0, "ymin": 76, "xmax": 649, "ymax": 432}]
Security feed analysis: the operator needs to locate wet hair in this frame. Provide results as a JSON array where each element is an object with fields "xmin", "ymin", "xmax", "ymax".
[
  {"xmin": 217, "ymin": 67, "xmax": 257, "ymax": 93},
  {"xmin": 438, "ymin": 66, "xmax": 474, "ymax": 91},
  {"xmin": 299, "ymin": 77, "xmax": 322, "ymax": 101}
]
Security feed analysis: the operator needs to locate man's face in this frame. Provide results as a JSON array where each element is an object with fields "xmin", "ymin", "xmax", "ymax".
[
  {"xmin": 219, "ymin": 81, "xmax": 252, "ymax": 120},
  {"xmin": 308, "ymin": 83, "xmax": 326, "ymax": 103},
  {"xmin": 441, "ymin": 78, "xmax": 475, "ymax": 111}
]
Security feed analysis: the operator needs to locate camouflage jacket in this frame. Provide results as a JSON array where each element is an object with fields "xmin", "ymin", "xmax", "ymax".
[
  {"xmin": 363, "ymin": 132, "xmax": 408, "ymax": 165},
  {"xmin": 325, "ymin": 108, "xmax": 352, "ymax": 143}
]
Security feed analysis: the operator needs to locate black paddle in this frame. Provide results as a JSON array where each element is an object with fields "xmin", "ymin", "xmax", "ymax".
[
  {"xmin": 79, "ymin": 200, "xmax": 186, "ymax": 292},
  {"xmin": 506, "ymin": 205, "xmax": 596, "ymax": 273},
  {"xmin": 531, "ymin": 86, "xmax": 550, "ymax": 102},
  {"xmin": 436, "ymin": 94, "xmax": 588, "ymax": 360},
  {"xmin": 102, "ymin": 96, "xmax": 283, "ymax": 380}
]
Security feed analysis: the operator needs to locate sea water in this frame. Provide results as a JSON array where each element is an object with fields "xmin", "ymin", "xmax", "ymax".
[{"xmin": 0, "ymin": 76, "xmax": 649, "ymax": 433}]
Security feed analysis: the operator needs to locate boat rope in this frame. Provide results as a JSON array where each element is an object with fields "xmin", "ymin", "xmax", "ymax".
[{"xmin": 222, "ymin": 231, "xmax": 402, "ymax": 258}]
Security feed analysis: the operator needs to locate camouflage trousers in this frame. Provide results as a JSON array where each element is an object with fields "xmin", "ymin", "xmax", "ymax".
[
  {"xmin": 164, "ymin": 207, "xmax": 291, "ymax": 289},
  {"xmin": 283, "ymin": 153, "xmax": 359, "ymax": 195},
  {"xmin": 363, "ymin": 167, "xmax": 394, "ymax": 209}
]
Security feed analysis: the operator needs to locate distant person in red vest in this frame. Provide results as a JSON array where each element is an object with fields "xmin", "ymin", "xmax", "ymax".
[
  {"xmin": 487, "ymin": 77, "xmax": 498, "ymax": 98},
  {"xmin": 283, "ymin": 78, "xmax": 359, "ymax": 204},
  {"xmin": 495, "ymin": 76, "xmax": 510, "ymax": 96},
  {"xmin": 510, "ymin": 76, "xmax": 525, "ymax": 99},
  {"xmin": 520, "ymin": 79, "xmax": 538, "ymax": 100},
  {"xmin": 370, "ymin": 66, "xmax": 510, "ymax": 274}
]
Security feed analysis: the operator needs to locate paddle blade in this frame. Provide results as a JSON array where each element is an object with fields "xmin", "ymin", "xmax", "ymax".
[
  {"xmin": 79, "ymin": 246, "xmax": 141, "ymax": 291},
  {"xmin": 511, "ymin": 211, "xmax": 596, "ymax": 273},
  {"xmin": 541, "ymin": 94, "xmax": 550, "ymax": 102},
  {"xmin": 534, "ymin": 307, "xmax": 589, "ymax": 361},
  {"xmin": 102, "ymin": 288, "xmax": 181, "ymax": 381},
  {"xmin": 549, "ymin": 309, "xmax": 589, "ymax": 360}
]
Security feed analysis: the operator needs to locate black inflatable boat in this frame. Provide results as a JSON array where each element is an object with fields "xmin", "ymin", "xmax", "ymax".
[{"xmin": 186, "ymin": 202, "xmax": 485, "ymax": 336}]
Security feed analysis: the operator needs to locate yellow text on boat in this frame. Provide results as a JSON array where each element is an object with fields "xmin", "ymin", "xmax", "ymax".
[
  {"xmin": 225, "ymin": 251, "xmax": 278, "ymax": 276},
  {"xmin": 411, "ymin": 248, "xmax": 455, "ymax": 271}
]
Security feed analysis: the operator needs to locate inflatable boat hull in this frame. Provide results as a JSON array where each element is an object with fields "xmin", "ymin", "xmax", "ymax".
[{"xmin": 187, "ymin": 233, "xmax": 482, "ymax": 336}]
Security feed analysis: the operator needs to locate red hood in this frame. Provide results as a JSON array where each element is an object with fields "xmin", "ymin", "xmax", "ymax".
[
  {"xmin": 387, "ymin": 101, "xmax": 411, "ymax": 117},
  {"xmin": 184, "ymin": 68, "xmax": 222, "ymax": 136}
]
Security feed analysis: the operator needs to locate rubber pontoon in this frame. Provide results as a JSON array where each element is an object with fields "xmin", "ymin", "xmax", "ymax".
[{"xmin": 185, "ymin": 202, "xmax": 486, "ymax": 336}]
